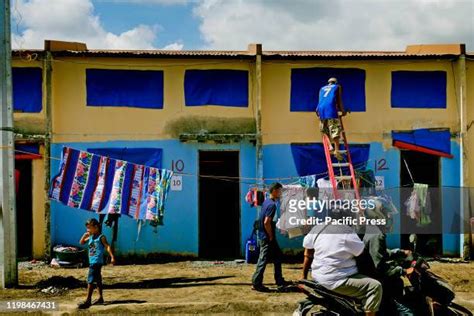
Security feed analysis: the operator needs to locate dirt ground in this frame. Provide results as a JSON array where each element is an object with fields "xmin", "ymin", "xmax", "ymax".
[{"xmin": 0, "ymin": 260, "xmax": 473, "ymax": 315}]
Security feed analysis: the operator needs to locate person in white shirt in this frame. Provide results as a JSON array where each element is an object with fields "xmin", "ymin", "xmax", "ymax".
[{"xmin": 301, "ymin": 222, "xmax": 382, "ymax": 316}]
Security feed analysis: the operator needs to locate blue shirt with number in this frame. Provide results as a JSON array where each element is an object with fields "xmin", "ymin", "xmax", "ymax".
[{"xmin": 316, "ymin": 84, "xmax": 339, "ymax": 119}]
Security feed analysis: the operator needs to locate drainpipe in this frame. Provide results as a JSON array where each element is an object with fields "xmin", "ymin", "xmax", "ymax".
[
  {"xmin": 43, "ymin": 50, "xmax": 52, "ymax": 260},
  {"xmin": 458, "ymin": 44, "xmax": 469, "ymax": 259},
  {"xmin": 249, "ymin": 44, "xmax": 263, "ymax": 187}
]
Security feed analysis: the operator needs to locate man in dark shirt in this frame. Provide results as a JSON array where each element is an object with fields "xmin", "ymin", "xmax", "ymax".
[
  {"xmin": 358, "ymin": 208, "xmax": 415, "ymax": 315},
  {"xmin": 251, "ymin": 182, "xmax": 288, "ymax": 292}
]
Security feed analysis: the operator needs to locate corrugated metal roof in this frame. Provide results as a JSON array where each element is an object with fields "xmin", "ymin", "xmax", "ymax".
[
  {"xmin": 263, "ymin": 50, "xmax": 459, "ymax": 59},
  {"xmin": 52, "ymin": 49, "xmax": 253, "ymax": 58},
  {"xmin": 12, "ymin": 48, "xmax": 462, "ymax": 59}
]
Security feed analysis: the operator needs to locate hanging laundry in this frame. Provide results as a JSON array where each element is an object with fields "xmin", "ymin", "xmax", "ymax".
[
  {"xmin": 317, "ymin": 178, "xmax": 334, "ymax": 200},
  {"xmin": 256, "ymin": 190, "xmax": 265, "ymax": 206},
  {"xmin": 364, "ymin": 195, "xmax": 399, "ymax": 231},
  {"xmin": 299, "ymin": 174, "xmax": 317, "ymax": 188},
  {"xmin": 245, "ymin": 189, "xmax": 254, "ymax": 206},
  {"xmin": 404, "ymin": 183, "xmax": 431, "ymax": 227},
  {"xmin": 356, "ymin": 169, "xmax": 376, "ymax": 195},
  {"xmin": 245, "ymin": 188, "xmax": 265, "ymax": 207},
  {"xmin": 277, "ymin": 185, "xmax": 308, "ymax": 238},
  {"xmin": 50, "ymin": 147, "xmax": 173, "ymax": 225}
]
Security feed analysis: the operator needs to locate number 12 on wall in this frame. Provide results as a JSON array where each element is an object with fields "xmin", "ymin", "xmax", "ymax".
[{"xmin": 375, "ymin": 159, "xmax": 389, "ymax": 172}]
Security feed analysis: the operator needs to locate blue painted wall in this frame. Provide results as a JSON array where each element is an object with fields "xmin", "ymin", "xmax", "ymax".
[
  {"xmin": 441, "ymin": 142, "xmax": 461, "ymax": 255},
  {"xmin": 50, "ymin": 140, "xmax": 461, "ymax": 256},
  {"xmin": 51, "ymin": 140, "xmax": 255, "ymax": 257}
]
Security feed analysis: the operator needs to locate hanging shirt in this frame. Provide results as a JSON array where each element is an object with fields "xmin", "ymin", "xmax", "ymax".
[
  {"xmin": 316, "ymin": 84, "xmax": 340, "ymax": 119},
  {"xmin": 88, "ymin": 233, "xmax": 105, "ymax": 265},
  {"xmin": 278, "ymin": 185, "xmax": 307, "ymax": 237},
  {"xmin": 317, "ymin": 178, "xmax": 334, "ymax": 200}
]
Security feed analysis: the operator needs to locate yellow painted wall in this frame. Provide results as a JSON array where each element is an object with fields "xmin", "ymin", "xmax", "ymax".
[
  {"xmin": 51, "ymin": 57, "xmax": 255, "ymax": 143},
  {"xmin": 261, "ymin": 60, "xmax": 459, "ymax": 145},
  {"xmin": 32, "ymin": 149, "xmax": 46, "ymax": 258}
]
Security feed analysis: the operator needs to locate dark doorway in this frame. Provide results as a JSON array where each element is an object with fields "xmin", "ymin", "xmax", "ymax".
[
  {"xmin": 15, "ymin": 160, "xmax": 33, "ymax": 259},
  {"xmin": 199, "ymin": 151, "xmax": 240, "ymax": 259},
  {"xmin": 400, "ymin": 150, "xmax": 442, "ymax": 256}
]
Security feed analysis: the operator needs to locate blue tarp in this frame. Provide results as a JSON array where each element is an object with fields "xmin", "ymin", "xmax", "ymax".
[
  {"xmin": 87, "ymin": 148, "xmax": 162, "ymax": 168},
  {"xmin": 16, "ymin": 144, "xmax": 40, "ymax": 155},
  {"xmin": 291, "ymin": 143, "xmax": 370, "ymax": 177},
  {"xmin": 392, "ymin": 129, "xmax": 451, "ymax": 155},
  {"xmin": 184, "ymin": 69, "xmax": 248, "ymax": 107},
  {"xmin": 12, "ymin": 67, "xmax": 42, "ymax": 113},
  {"xmin": 290, "ymin": 67, "xmax": 366, "ymax": 112},
  {"xmin": 86, "ymin": 69, "xmax": 164, "ymax": 108},
  {"xmin": 391, "ymin": 71, "xmax": 446, "ymax": 108}
]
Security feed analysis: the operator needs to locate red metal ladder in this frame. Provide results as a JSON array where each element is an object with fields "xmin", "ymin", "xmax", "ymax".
[{"xmin": 322, "ymin": 115, "xmax": 360, "ymax": 201}]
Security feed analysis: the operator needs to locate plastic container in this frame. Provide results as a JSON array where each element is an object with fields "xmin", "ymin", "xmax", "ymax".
[
  {"xmin": 245, "ymin": 238, "xmax": 259, "ymax": 264},
  {"xmin": 53, "ymin": 245, "xmax": 85, "ymax": 263}
]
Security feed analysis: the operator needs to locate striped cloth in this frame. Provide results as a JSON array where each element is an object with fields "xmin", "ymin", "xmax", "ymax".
[{"xmin": 50, "ymin": 147, "xmax": 173, "ymax": 225}]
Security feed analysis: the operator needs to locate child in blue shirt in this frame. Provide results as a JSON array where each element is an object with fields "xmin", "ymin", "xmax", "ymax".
[{"xmin": 78, "ymin": 218, "xmax": 115, "ymax": 309}]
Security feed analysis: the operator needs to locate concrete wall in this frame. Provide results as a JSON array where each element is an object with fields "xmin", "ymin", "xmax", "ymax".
[{"xmin": 32, "ymin": 148, "xmax": 46, "ymax": 258}]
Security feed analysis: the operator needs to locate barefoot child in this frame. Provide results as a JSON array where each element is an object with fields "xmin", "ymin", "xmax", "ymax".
[
  {"xmin": 78, "ymin": 218, "xmax": 115, "ymax": 309},
  {"xmin": 316, "ymin": 77, "xmax": 347, "ymax": 160}
]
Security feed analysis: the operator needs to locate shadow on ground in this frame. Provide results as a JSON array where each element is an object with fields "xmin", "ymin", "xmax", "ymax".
[{"xmin": 21, "ymin": 275, "xmax": 239, "ymax": 290}]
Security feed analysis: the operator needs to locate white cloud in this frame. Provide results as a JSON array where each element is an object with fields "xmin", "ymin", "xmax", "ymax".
[
  {"xmin": 193, "ymin": 0, "xmax": 474, "ymax": 51},
  {"xmin": 98, "ymin": 0, "xmax": 191, "ymax": 4},
  {"xmin": 162, "ymin": 42, "xmax": 184, "ymax": 50},
  {"xmin": 12, "ymin": 0, "xmax": 183, "ymax": 50}
]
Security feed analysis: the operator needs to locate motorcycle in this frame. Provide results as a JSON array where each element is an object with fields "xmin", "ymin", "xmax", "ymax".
[{"xmin": 295, "ymin": 254, "xmax": 472, "ymax": 316}]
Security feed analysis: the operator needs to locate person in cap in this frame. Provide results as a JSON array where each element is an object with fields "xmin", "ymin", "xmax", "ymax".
[{"xmin": 316, "ymin": 77, "xmax": 347, "ymax": 160}]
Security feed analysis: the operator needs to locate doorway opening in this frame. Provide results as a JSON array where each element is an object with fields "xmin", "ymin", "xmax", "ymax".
[
  {"xmin": 199, "ymin": 151, "xmax": 240, "ymax": 259},
  {"xmin": 15, "ymin": 159, "xmax": 33, "ymax": 259},
  {"xmin": 400, "ymin": 150, "xmax": 442, "ymax": 256}
]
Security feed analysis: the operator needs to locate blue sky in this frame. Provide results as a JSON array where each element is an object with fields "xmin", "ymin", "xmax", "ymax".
[
  {"xmin": 91, "ymin": 0, "xmax": 202, "ymax": 49},
  {"xmin": 11, "ymin": 0, "xmax": 473, "ymax": 51}
]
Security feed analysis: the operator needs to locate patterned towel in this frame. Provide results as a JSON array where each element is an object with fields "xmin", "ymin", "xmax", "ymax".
[{"xmin": 50, "ymin": 147, "xmax": 173, "ymax": 225}]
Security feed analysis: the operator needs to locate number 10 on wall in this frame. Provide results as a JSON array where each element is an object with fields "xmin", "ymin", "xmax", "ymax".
[{"xmin": 171, "ymin": 175, "xmax": 182, "ymax": 191}]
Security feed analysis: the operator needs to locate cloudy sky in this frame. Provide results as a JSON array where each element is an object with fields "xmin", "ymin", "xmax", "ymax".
[{"xmin": 10, "ymin": 0, "xmax": 474, "ymax": 51}]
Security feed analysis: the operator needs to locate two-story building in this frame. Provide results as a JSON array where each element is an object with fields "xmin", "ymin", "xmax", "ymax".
[{"xmin": 12, "ymin": 41, "xmax": 474, "ymax": 259}]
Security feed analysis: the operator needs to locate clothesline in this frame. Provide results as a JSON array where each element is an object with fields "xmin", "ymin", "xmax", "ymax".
[
  {"xmin": 3, "ymin": 146, "xmax": 376, "ymax": 183},
  {"xmin": 4, "ymin": 146, "xmax": 430, "ymax": 191}
]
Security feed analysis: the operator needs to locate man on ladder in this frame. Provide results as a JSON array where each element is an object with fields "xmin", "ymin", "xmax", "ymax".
[{"xmin": 316, "ymin": 77, "xmax": 347, "ymax": 161}]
